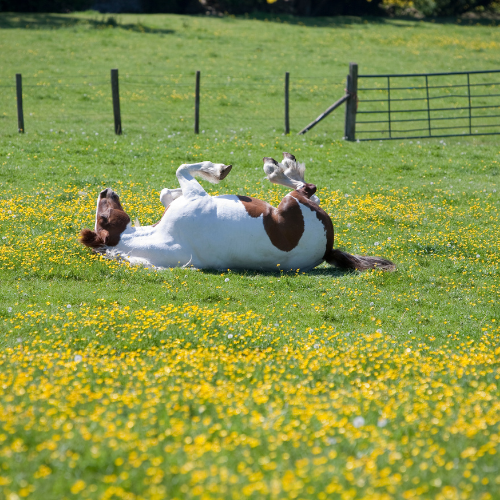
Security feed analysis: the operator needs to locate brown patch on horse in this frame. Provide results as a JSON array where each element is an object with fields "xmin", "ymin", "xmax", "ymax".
[
  {"xmin": 297, "ymin": 183, "xmax": 317, "ymax": 199},
  {"xmin": 237, "ymin": 196, "xmax": 268, "ymax": 218},
  {"xmin": 237, "ymin": 195, "xmax": 305, "ymax": 252},
  {"xmin": 80, "ymin": 189, "xmax": 130, "ymax": 248},
  {"xmin": 291, "ymin": 185, "xmax": 334, "ymax": 258}
]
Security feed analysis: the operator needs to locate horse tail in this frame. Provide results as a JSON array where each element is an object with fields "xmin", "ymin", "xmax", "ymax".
[{"xmin": 324, "ymin": 248, "xmax": 396, "ymax": 272}]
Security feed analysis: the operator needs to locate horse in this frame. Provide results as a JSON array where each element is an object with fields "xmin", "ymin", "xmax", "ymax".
[{"xmin": 79, "ymin": 152, "xmax": 395, "ymax": 272}]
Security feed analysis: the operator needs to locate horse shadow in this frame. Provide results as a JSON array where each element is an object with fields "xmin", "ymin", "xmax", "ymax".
[{"xmin": 200, "ymin": 266, "xmax": 354, "ymax": 279}]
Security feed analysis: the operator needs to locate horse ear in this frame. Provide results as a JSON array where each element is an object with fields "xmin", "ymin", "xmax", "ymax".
[{"xmin": 79, "ymin": 228, "xmax": 106, "ymax": 248}]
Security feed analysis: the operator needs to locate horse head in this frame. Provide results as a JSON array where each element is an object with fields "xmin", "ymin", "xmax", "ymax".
[{"xmin": 80, "ymin": 188, "xmax": 130, "ymax": 248}]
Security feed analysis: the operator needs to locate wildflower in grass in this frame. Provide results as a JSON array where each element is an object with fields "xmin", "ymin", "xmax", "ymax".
[
  {"xmin": 353, "ymin": 416, "xmax": 365, "ymax": 428},
  {"xmin": 0, "ymin": 140, "xmax": 498, "ymax": 499},
  {"xmin": 70, "ymin": 480, "xmax": 86, "ymax": 495}
]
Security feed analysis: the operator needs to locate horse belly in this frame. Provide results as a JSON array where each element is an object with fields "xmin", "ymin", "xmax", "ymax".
[
  {"xmin": 147, "ymin": 195, "xmax": 326, "ymax": 270},
  {"xmin": 173, "ymin": 197, "xmax": 280, "ymax": 269},
  {"xmin": 164, "ymin": 196, "xmax": 326, "ymax": 270}
]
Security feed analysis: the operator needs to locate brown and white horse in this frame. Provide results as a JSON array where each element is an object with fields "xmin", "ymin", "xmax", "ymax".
[{"xmin": 80, "ymin": 153, "xmax": 395, "ymax": 272}]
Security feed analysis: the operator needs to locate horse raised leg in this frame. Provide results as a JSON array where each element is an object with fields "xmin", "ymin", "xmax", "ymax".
[
  {"xmin": 178, "ymin": 161, "xmax": 231, "ymax": 187},
  {"xmin": 159, "ymin": 161, "xmax": 232, "ymax": 207},
  {"xmin": 160, "ymin": 188, "xmax": 183, "ymax": 208},
  {"xmin": 264, "ymin": 152, "xmax": 321, "ymax": 205},
  {"xmin": 264, "ymin": 153, "xmax": 396, "ymax": 272}
]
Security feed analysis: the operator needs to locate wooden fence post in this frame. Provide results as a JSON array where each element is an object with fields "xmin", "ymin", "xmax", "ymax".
[
  {"xmin": 284, "ymin": 72, "xmax": 290, "ymax": 134},
  {"xmin": 344, "ymin": 62, "xmax": 358, "ymax": 141},
  {"xmin": 16, "ymin": 74, "xmax": 24, "ymax": 133},
  {"xmin": 111, "ymin": 69, "xmax": 122, "ymax": 135},
  {"xmin": 194, "ymin": 70, "xmax": 200, "ymax": 134}
]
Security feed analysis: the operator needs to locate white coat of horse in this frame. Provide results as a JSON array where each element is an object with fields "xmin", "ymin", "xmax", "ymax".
[{"xmin": 80, "ymin": 153, "xmax": 395, "ymax": 272}]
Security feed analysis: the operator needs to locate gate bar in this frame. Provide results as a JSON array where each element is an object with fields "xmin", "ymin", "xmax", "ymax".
[
  {"xmin": 360, "ymin": 69, "xmax": 500, "ymax": 78},
  {"xmin": 425, "ymin": 75, "xmax": 431, "ymax": 136},
  {"xmin": 387, "ymin": 76, "xmax": 391, "ymax": 138},
  {"xmin": 467, "ymin": 73, "xmax": 472, "ymax": 135}
]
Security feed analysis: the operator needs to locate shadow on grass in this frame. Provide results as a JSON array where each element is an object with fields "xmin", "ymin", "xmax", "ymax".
[
  {"xmin": 243, "ymin": 13, "xmax": 388, "ymax": 28},
  {"xmin": 200, "ymin": 266, "xmax": 353, "ymax": 278},
  {"xmin": 2, "ymin": 12, "xmax": 499, "ymax": 32},
  {"xmin": 0, "ymin": 13, "xmax": 175, "ymax": 34},
  {"xmin": 240, "ymin": 12, "xmax": 500, "ymax": 28}
]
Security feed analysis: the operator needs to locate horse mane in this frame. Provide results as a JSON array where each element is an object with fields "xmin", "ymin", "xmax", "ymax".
[{"xmin": 79, "ymin": 229, "xmax": 106, "ymax": 248}]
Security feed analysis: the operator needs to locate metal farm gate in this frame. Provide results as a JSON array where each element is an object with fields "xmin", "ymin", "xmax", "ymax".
[{"xmin": 353, "ymin": 67, "xmax": 500, "ymax": 141}]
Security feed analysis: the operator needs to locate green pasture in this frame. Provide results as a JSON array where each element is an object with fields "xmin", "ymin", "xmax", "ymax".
[{"xmin": 0, "ymin": 12, "xmax": 499, "ymax": 500}]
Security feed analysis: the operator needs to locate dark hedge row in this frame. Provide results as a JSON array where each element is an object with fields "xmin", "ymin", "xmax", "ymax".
[{"xmin": 0, "ymin": 0, "xmax": 497, "ymax": 16}]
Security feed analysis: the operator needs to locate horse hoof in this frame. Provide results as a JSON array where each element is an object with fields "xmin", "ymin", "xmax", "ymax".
[{"xmin": 219, "ymin": 164, "xmax": 232, "ymax": 181}]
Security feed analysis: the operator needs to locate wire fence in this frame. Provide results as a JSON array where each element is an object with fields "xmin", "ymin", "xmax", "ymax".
[
  {"xmin": 356, "ymin": 69, "xmax": 500, "ymax": 141},
  {"xmin": 4, "ymin": 68, "xmax": 499, "ymax": 140},
  {"xmin": 0, "ymin": 71, "xmax": 346, "ymax": 136}
]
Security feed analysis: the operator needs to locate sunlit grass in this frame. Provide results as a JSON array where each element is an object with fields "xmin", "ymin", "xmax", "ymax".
[{"xmin": 0, "ymin": 12, "xmax": 499, "ymax": 500}]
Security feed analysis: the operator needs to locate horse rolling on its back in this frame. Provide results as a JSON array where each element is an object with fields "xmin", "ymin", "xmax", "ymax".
[{"xmin": 80, "ymin": 152, "xmax": 396, "ymax": 272}]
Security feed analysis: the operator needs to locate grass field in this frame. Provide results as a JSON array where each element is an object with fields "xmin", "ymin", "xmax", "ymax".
[{"xmin": 0, "ymin": 12, "xmax": 499, "ymax": 500}]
